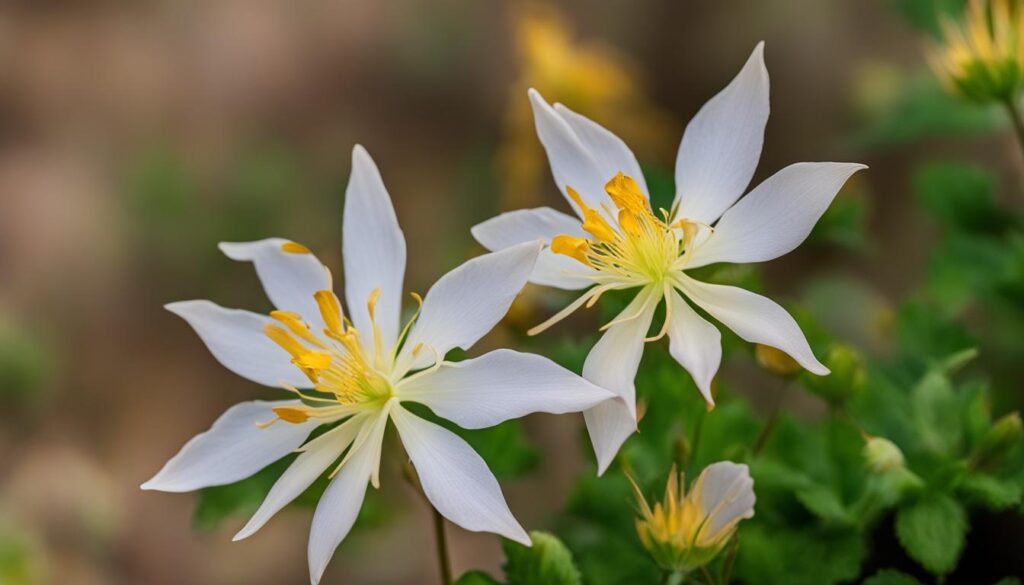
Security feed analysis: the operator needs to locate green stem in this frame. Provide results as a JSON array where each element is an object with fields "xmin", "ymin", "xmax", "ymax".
[
  {"xmin": 1004, "ymin": 97, "xmax": 1024, "ymax": 165},
  {"xmin": 688, "ymin": 409, "xmax": 707, "ymax": 474},
  {"xmin": 432, "ymin": 506, "xmax": 453, "ymax": 585},
  {"xmin": 700, "ymin": 565, "xmax": 717, "ymax": 585},
  {"xmin": 720, "ymin": 538, "xmax": 739, "ymax": 584},
  {"xmin": 752, "ymin": 380, "xmax": 790, "ymax": 456}
]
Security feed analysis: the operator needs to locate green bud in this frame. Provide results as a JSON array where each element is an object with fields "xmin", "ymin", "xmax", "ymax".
[
  {"xmin": 802, "ymin": 344, "xmax": 866, "ymax": 406},
  {"xmin": 864, "ymin": 436, "xmax": 905, "ymax": 475},
  {"xmin": 973, "ymin": 412, "xmax": 1023, "ymax": 467}
]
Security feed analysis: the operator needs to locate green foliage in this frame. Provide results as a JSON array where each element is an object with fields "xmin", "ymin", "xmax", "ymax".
[
  {"xmin": 852, "ymin": 74, "xmax": 1000, "ymax": 148},
  {"xmin": 503, "ymin": 532, "xmax": 582, "ymax": 585},
  {"xmin": 862, "ymin": 569, "xmax": 923, "ymax": 585},
  {"xmin": 454, "ymin": 570, "xmax": 502, "ymax": 585},
  {"xmin": 895, "ymin": 492, "xmax": 968, "ymax": 575}
]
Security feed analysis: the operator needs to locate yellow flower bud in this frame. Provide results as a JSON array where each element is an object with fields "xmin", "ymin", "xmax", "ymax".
[
  {"xmin": 929, "ymin": 0, "xmax": 1024, "ymax": 104},
  {"xmin": 755, "ymin": 344, "xmax": 802, "ymax": 378},
  {"xmin": 630, "ymin": 462, "xmax": 755, "ymax": 573}
]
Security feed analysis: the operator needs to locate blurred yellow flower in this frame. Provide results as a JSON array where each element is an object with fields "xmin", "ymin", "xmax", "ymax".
[
  {"xmin": 629, "ymin": 462, "xmax": 754, "ymax": 574},
  {"xmin": 929, "ymin": 0, "xmax": 1024, "ymax": 103},
  {"xmin": 497, "ymin": 4, "xmax": 673, "ymax": 210}
]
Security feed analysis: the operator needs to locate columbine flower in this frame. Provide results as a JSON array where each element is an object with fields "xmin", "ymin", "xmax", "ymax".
[
  {"xmin": 141, "ymin": 146, "xmax": 613, "ymax": 584},
  {"xmin": 473, "ymin": 42, "xmax": 865, "ymax": 472},
  {"xmin": 929, "ymin": 0, "xmax": 1024, "ymax": 104},
  {"xmin": 630, "ymin": 462, "xmax": 755, "ymax": 573}
]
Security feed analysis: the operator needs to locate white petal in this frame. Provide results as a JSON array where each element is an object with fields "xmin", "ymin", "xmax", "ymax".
[
  {"xmin": 234, "ymin": 414, "xmax": 367, "ymax": 541},
  {"xmin": 218, "ymin": 238, "xmax": 333, "ymax": 329},
  {"xmin": 676, "ymin": 275, "xmax": 827, "ymax": 375},
  {"xmin": 687, "ymin": 162, "xmax": 866, "ymax": 269},
  {"xmin": 553, "ymin": 102, "xmax": 649, "ymax": 196},
  {"xmin": 531, "ymin": 248, "xmax": 598, "ymax": 290},
  {"xmin": 165, "ymin": 300, "xmax": 311, "ymax": 388},
  {"xmin": 391, "ymin": 405, "xmax": 529, "ymax": 544},
  {"xmin": 141, "ymin": 400, "xmax": 317, "ymax": 492},
  {"xmin": 396, "ymin": 348, "xmax": 613, "ymax": 429},
  {"xmin": 583, "ymin": 287, "xmax": 659, "ymax": 474},
  {"xmin": 692, "ymin": 461, "xmax": 755, "ymax": 535},
  {"xmin": 666, "ymin": 289, "xmax": 722, "ymax": 406},
  {"xmin": 307, "ymin": 407, "xmax": 389, "ymax": 585},
  {"xmin": 529, "ymin": 89, "xmax": 644, "ymax": 213},
  {"xmin": 471, "ymin": 207, "xmax": 597, "ymax": 289},
  {"xmin": 343, "ymin": 145, "xmax": 407, "ymax": 351},
  {"xmin": 471, "ymin": 207, "xmax": 583, "ymax": 250},
  {"xmin": 674, "ymin": 42, "xmax": 769, "ymax": 225},
  {"xmin": 396, "ymin": 241, "xmax": 541, "ymax": 373}
]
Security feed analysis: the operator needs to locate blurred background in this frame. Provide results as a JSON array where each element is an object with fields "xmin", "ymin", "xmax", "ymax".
[{"xmin": 0, "ymin": 0, "xmax": 1019, "ymax": 583}]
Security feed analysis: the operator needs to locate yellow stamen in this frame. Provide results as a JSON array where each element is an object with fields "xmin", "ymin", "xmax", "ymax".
[
  {"xmin": 264, "ymin": 323, "xmax": 311, "ymax": 360},
  {"xmin": 281, "ymin": 242, "xmax": 312, "ymax": 254},
  {"xmin": 314, "ymin": 290, "xmax": 344, "ymax": 338},
  {"xmin": 271, "ymin": 311, "xmax": 326, "ymax": 348},
  {"xmin": 273, "ymin": 405, "xmax": 311, "ymax": 423},
  {"xmin": 367, "ymin": 288, "xmax": 385, "ymax": 368},
  {"xmin": 605, "ymin": 172, "xmax": 648, "ymax": 214},
  {"xmin": 551, "ymin": 235, "xmax": 592, "ymax": 266}
]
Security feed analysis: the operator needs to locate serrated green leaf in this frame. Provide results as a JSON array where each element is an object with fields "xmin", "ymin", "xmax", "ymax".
[
  {"xmin": 863, "ymin": 568, "xmax": 924, "ymax": 585},
  {"xmin": 503, "ymin": 531, "xmax": 582, "ymax": 585},
  {"xmin": 912, "ymin": 371, "xmax": 962, "ymax": 456},
  {"xmin": 895, "ymin": 493, "xmax": 967, "ymax": 575},
  {"xmin": 957, "ymin": 472, "xmax": 1023, "ymax": 510}
]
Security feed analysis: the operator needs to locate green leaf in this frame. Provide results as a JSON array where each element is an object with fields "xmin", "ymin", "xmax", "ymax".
[
  {"xmin": 795, "ymin": 484, "xmax": 853, "ymax": 526},
  {"xmin": 503, "ymin": 531, "xmax": 582, "ymax": 585},
  {"xmin": 911, "ymin": 370, "xmax": 962, "ymax": 456},
  {"xmin": 993, "ymin": 578, "xmax": 1023, "ymax": 585},
  {"xmin": 957, "ymin": 472, "xmax": 1023, "ymax": 510},
  {"xmin": 913, "ymin": 162, "xmax": 1008, "ymax": 234},
  {"xmin": 895, "ymin": 492, "xmax": 968, "ymax": 575},
  {"xmin": 734, "ymin": 524, "xmax": 866, "ymax": 585},
  {"xmin": 193, "ymin": 458, "xmax": 290, "ymax": 532},
  {"xmin": 862, "ymin": 569, "xmax": 924, "ymax": 585},
  {"xmin": 454, "ymin": 570, "xmax": 502, "ymax": 585}
]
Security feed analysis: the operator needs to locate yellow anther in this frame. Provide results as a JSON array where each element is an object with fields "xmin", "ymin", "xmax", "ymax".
[
  {"xmin": 618, "ymin": 209, "xmax": 642, "ymax": 238},
  {"xmin": 294, "ymin": 351, "xmax": 331, "ymax": 371},
  {"xmin": 280, "ymin": 242, "xmax": 312, "ymax": 254},
  {"xmin": 605, "ymin": 172, "xmax": 648, "ymax": 214},
  {"xmin": 411, "ymin": 342, "xmax": 424, "ymax": 356},
  {"xmin": 581, "ymin": 208, "xmax": 617, "ymax": 242},
  {"xmin": 270, "ymin": 311, "xmax": 325, "ymax": 348},
  {"xmin": 273, "ymin": 405, "xmax": 311, "ymax": 424},
  {"xmin": 551, "ymin": 235, "xmax": 592, "ymax": 266},
  {"xmin": 264, "ymin": 323, "xmax": 310, "ymax": 360},
  {"xmin": 314, "ymin": 290, "xmax": 344, "ymax": 337}
]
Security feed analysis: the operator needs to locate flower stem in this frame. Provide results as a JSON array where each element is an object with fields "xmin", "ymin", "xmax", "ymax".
[
  {"xmin": 1003, "ymin": 97, "xmax": 1024, "ymax": 166},
  {"xmin": 432, "ymin": 505, "xmax": 453, "ymax": 585},
  {"xmin": 752, "ymin": 380, "xmax": 790, "ymax": 456}
]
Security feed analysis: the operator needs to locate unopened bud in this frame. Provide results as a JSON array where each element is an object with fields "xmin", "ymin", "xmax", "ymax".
[
  {"xmin": 973, "ymin": 412, "xmax": 1023, "ymax": 467},
  {"xmin": 803, "ymin": 344, "xmax": 866, "ymax": 406},
  {"xmin": 755, "ymin": 344, "xmax": 801, "ymax": 378},
  {"xmin": 864, "ymin": 436, "xmax": 905, "ymax": 475}
]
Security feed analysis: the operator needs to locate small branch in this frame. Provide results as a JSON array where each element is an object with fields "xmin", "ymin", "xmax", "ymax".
[
  {"xmin": 752, "ymin": 380, "xmax": 790, "ymax": 456},
  {"xmin": 432, "ymin": 505, "xmax": 453, "ymax": 585}
]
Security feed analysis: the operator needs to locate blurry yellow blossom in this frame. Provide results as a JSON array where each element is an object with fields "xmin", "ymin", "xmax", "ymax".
[
  {"xmin": 629, "ymin": 462, "xmax": 754, "ymax": 574},
  {"xmin": 863, "ymin": 435, "xmax": 906, "ymax": 474},
  {"xmin": 497, "ymin": 4, "xmax": 674, "ymax": 210},
  {"xmin": 929, "ymin": 0, "xmax": 1024, "ymax": 103},
  {"xmin": 755, "ymin": 343, "xmax": 803, "ymax": 378}
]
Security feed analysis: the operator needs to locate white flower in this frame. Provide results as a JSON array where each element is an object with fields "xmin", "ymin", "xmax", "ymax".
[
  {"xmin": 141, "ymin": 146, "xmax": 614, "ymax": 584},
  {"xmin": 472, "ymin": 42, "xmax": 866, "ymax": 474}
]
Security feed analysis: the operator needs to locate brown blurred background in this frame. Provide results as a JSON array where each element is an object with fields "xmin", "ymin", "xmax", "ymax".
[{"xmin": 0, "ymin": 1, "xmax": 1016, "ymax": 583}]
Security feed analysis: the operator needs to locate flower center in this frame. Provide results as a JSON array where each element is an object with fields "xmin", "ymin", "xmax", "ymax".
[
  {"xmin": 262, "ymin": 282, "xmax": 422, "ymax": 424},
  {"xmin": 551, "ymin": 172, "xmax": 699, "ymax": 285}
]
